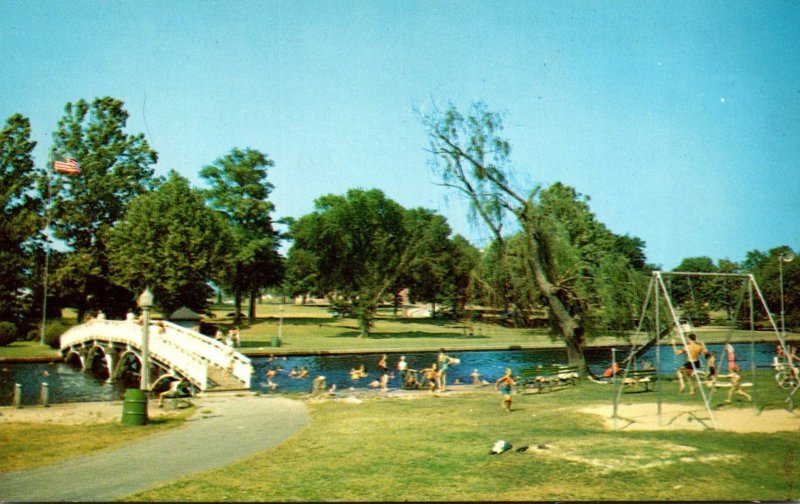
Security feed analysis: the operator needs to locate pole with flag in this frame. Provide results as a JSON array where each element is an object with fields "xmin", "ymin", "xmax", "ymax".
[{"xmin": 40, "ymin": 154, "xmax": 81, "ymax": 345}]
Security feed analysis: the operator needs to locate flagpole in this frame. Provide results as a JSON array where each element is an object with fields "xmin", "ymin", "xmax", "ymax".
[{"xmin": 39, "ymin": 154, "xmax": 53, "ymax": 346}]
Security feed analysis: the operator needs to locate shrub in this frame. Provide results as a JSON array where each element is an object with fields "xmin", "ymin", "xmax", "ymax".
[
  {"xmin": 44, "ymin": 321, "xmax": 69, "ymax": 348},
  {"xmin": 0, "ymin": 322, "xmax": 18, "ymax": 346}
]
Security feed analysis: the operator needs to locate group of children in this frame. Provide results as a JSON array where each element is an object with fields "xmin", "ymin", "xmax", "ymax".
[
  {"xmin": 214, "ymin": 326, "xmax": 241, "ymax": 347},
  {"xmin": 671, "ymin": 333, "xmax": 752, "ymax": 403},
  {"xmin": 348, "ymin": 350, "xmax": 463, "ymax": 393}
]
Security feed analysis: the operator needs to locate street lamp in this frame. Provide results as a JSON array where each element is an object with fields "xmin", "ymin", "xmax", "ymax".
[
  {"xmin": 779, "ymin": 251, "xmax": 794, "ymax": 341},
  {"xmin": 137, "ymin": 287, "xmax": 154, "ymax": 390}
]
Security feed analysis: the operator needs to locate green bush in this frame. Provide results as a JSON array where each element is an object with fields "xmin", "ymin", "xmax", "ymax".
[
  {"xmin": 44, "ymin": 321, "xmax": 69, "ymax": 348},
  {"xmin": 0, "ymin": 322, "xmax": 18, "ymax": 346}
]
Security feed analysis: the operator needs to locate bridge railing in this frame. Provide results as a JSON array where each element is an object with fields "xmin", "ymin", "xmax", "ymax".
[
  {"xmin": 159, "ymin": 321, "xmax": 252, "ymax": 387},
  {"xmin": 60, "ymin": 320, "xmax": 211, "ymax": 390}
]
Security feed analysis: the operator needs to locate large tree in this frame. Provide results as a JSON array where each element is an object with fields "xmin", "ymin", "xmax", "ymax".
[
  {"xmin": 423, "ymin": 102, "xmax": 647, "ymax": 370},
  {"xmin": 744, "ymin": 246, "xmax": 799, "ymax": 330},
  {"xmin": 200, "ymin": 148, "xmax": 283, "ymax": 322},
  {"xmin": 289, "ymin": 189, "xmax": 448, "ymax": 336},
  {"xmin": 49, "ymin": 97, "xmax": 158, "ymax": 320},
  {"xmin": 0, "ymin": 114, "xmax": 40, "ymax": 328},
  {"xmin": 108, "ymin": 171, "xmax": 230, "ymax": 315}
]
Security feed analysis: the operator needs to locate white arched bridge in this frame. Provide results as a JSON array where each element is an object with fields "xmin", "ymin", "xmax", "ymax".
[{"xmin": 60, "ymin": 319, "xmax": 252, "ymax": 392}]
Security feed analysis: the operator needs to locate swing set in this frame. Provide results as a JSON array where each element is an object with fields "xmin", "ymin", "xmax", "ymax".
[{"xmin": 611, "ymin": 270, "xmax": 798, "ymax": 431}]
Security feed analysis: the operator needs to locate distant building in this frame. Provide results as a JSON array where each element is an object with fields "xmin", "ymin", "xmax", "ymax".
[{"xmin": 169, "ymin": 306, "xmax": 202, "ymax": 331}]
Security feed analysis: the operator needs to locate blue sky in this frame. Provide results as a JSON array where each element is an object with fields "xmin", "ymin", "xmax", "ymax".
[{"xmin": 2, "ymin": 0, "xmax": 798, "ymax": 269}]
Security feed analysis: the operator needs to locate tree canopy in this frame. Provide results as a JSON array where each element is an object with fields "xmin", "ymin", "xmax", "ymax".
[
  {"xmin": 109, "ymin": 171, "xmax": 230, "ymax": 315},
  {"xmin": 422, "ymin": 102, "xmax": 648, "ymax": 369},
  {"xmin": 201, "ymin": 147, "xmax": 283, "ymax": 321},
  {"xmin": 48, "ymin": 97, "xmax": 158, "ymax": 319},
  {"xmin": 0, "ymin": 114, "xmax": 40, "ymax": 327}
]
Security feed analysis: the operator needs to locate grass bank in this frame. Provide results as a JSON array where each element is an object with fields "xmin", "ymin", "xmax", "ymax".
[
  {"xmin": 0, "ymin": 411, "xmax": 191, "ymax": 473},
  {"xmin": 209, "ymin": 303, "xmax": 796, "ymax": 356},
  {"xmin": 125, "ymin": 373, "xmax": 799, "ymax": 502}
]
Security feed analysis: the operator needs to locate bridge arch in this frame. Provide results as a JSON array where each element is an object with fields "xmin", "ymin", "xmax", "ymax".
[
  {"xmin": 84, "ymin": 344, "xmax": 112, "ymax": 379},
  {"xmin": 64, "ymin": 349, "xmax": 84, "ymax": 369},
  {"xmin": 60, "ymin": 319, "xmax": 252, "ymax": 392}
]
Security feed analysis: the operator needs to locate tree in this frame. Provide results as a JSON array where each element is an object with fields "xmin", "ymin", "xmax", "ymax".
[
  {"xmin": 441, "ymin": 235, "xmax": 481, "ymax": 318},
  {"xmin": 744, "ymin": 246, "xmax": 799, "ymax": 330},
  {"xmin": 200, "ymin": 148, "xmax": 283, "ymax": 322},
  {"xmin": 108, "ymin": 171, "xmax": 230, "ymax": 315},
  {"xmin": 671, "ymin": 256, "xmax": 717, "ymax": 325},
  {"xmin": 403, "ymin": 209, "xmax": 454, "ymax": 316},
  {"xmin": 288, "ymin": 189, "xmax": 443, "ymax": 336},
  {"xmin": 423, "ymin": 102, "xmax": 647, "ymax": 370},
  {"xmin": 0, "ymin": 114, "xmax": 40, "ymax": 328},
  {"xmin": 49, "ymin": 97, "xmax": 158, "ymax": 320}
]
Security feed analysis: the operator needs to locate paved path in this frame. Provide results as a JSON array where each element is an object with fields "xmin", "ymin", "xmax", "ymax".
[{"xmin": 0, "ymin": 395, "xmax": 309, "ymax": 502}]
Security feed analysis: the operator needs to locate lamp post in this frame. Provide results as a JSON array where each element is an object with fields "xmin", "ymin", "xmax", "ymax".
[
  {"xmin": 779, "ymin": 251, "xmax": 794, "ymax": 341},
  {"xmin": 137, "ymin": 287, "xmax": 153, "ymax": 390}
]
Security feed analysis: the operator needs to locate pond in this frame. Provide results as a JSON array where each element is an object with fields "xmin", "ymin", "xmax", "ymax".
[{"xmin": 0, "ymin": 342, "xmax": 782, "ymax": 406}]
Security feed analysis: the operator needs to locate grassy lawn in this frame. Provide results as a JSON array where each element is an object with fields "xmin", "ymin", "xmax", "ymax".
[
  {"xmin": 0, "ymin": 411, "xmax": 192, "ymax": 473},
  {"xmin": 0, "ymin": 340, "xmax": 62, "ymax": 360},
  {"xmin": 124, "ymin": 373, "xmax": 799, "ymax": 502},
  {"xmin": 206, "ymin": 302, "xmax": 798, "ymax": 356},
  {"xmin": 2, "ymin": 302, "xmax": 795, "ymax": 360}
]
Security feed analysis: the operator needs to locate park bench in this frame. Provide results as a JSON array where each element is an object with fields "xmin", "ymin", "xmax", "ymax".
[
  {"xmin": 621, "ymin": 368, "xmax": 657, "ymax": 392},
  {"xmin": 516, "ymin": 364, "xmax": 580, "ymax": 394}
]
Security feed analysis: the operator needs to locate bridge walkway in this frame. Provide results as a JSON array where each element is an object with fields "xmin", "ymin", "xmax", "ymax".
[{"xmin": 59, "ymin": 319, "xmax": 252, "ymax": 391}]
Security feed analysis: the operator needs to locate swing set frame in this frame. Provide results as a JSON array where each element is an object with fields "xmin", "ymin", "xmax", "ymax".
[{"xmin": 612, "ymin": 270, "xmax": 797, "ymax": 431}]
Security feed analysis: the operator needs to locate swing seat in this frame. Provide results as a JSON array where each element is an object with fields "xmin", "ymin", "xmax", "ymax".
[
  {"xmin": 622, "ymin": 369, "xmax": 657, "ymax": 392},
  {"xmin": 710, "ymin": 374, "xmax": 753, "ymax": 388}
]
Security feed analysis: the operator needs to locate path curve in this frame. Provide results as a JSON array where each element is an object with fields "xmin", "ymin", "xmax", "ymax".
[{"xmin": 0, "ymin": 394, "xmax": 309, "ymax": 502}]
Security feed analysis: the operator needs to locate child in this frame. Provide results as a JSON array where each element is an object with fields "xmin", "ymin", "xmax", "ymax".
[{"xmin": 495, "ymin": 368, "xmax": 516, "ymax": 413}]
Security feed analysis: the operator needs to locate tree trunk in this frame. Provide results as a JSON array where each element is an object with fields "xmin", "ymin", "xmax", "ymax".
[
  {"xmin": 248, "ymin": 291, "xmax": 257, "ymax": 322},
  {"xmin": 234, "ymin": 289, "xmax": 243, "ymax": 324},
  {"xmin": 522, "ymin": 221, "xmax": 587, "ymax": 374}
]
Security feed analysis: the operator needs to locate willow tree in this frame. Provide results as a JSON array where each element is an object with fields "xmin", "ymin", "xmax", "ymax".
[{"xmin": 423, "ymin": 102, "xmax": 646, "ymax": 371}]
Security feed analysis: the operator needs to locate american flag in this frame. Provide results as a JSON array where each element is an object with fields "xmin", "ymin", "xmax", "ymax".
[{"xmin": 53, "ymin": 158, "xmax": 81, "ymax": 175}]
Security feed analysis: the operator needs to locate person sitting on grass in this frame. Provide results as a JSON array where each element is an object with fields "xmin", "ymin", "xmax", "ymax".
[
  {"xmin": 495, "ymin": 368, "xmax": 516, "ymax": 413},
  {"xmin": 671, "ymin": 333, "xmax": 707, "ymax": 395}
]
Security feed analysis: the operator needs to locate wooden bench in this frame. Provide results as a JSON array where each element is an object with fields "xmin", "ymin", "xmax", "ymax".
[
  {"xmin": 621, "ymin": 369, "xmax": 657, "ymax": 392},
  {"xmin": 517, "ymin": 365, "xmax": 580, "ymax": 394}
]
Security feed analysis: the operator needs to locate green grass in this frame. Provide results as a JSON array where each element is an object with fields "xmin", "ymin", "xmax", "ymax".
[
  {"xmin": 206, "ymin": 303, "xmax": 798, "ymax": 355},
  {"xmin": 0, "ymin": 411, "xmax": 192, "ymax": 473},
  {"xmin": 0, "ymin": 340, "xmax": 62, "ymax": 360},
  {"xmin": 124, "ymin": 373, "xmax": 799, "ymax": 502}
]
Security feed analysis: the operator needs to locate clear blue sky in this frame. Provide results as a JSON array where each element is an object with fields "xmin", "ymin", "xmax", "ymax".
[{"xmin": 2, "ymin": 0, "xmax": 798, "ymax": 269}]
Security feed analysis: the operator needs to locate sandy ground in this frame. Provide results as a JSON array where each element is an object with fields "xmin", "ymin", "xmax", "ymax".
[
  {"xmin": 3, "ymin": 387, "xmax": 799, "ymax": 434},
  {"xmin": 580, "ymin": 401, "xmax": 800, "ymax": 432},
  {"xmin": 0, "ymin": 398, "xmax": 184, "ymax": 425}
]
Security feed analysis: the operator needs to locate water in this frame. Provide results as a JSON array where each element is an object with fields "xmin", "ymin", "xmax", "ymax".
[{"xmin": 0, "ymin": 342, "xmax": 781, "ymax": 406}]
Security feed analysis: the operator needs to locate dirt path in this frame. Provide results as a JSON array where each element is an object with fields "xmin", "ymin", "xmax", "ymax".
[{"xmin": 0, "ymin": 394, "xmax": 309, "ymax": 502}]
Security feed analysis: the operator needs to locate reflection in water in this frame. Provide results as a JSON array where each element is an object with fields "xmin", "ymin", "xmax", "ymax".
[{"xmin": 0, "ymin": 342, "xmax": 780, "ymax": 406}]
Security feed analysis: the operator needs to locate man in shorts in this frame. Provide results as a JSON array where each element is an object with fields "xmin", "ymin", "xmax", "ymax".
[{"xmin": 672, "ymin": 333, "xmax": 707, "ymax": 395}]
